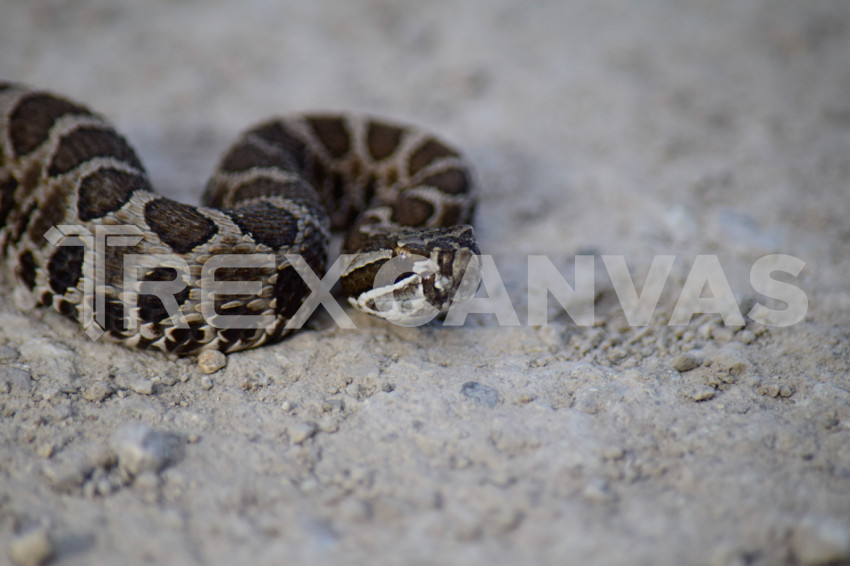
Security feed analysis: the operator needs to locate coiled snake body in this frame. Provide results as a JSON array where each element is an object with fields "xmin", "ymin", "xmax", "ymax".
[{"xmin": 0, "ymin": 83, "xmax": 479, "ymax": 354}]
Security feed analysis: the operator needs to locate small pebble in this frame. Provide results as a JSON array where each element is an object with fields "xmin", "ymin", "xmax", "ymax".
[
  {"xmin": 42, "ymin": 452, "xmax": 93, "ymax": 493},
  {"xmin": 288, "ymin": 421, "xmax": 317, "ymax": 444},
  {"xmin": 460, "ymin": 381, "xmax": 501, "ymax": 408},
  {"xmin": 133, "ymin": 470, "xmax": 161, "ymax": 490},
  {"xmin": 692, "ymin": 389, "xmax": 716, "ymax": 402},
  {"xmin": 197, "ymin": 350, "xmax": 226, "ymax": 374},
  {"xmin": 606, "ymin": 348, "xmax": 628, "ymax": 364},
  {"xmin": 711, "ymin": 326, "xmax": 735, "ymax": 343},
  {"xmin": 158, "ymin": 374, "xmax": 178, "ymax": 387},
  {"xmin": 318, "ymin": 415, "xmax": 338, "ymax": 433},
  {"xmin": 110, "ymin": 422, "xmax": 176, "ymax": 477},
  {"xmin": 10, "ymin": 527, "xmax": 53, "ymax": 566},
  {"xmin": 602, "ymin": 447, "xmax": 626, "ymax": 461},
  {"xmin": 82, "ymin": 479, "xmax": 96, "ymax": 499},
  {"xmin": 52, "ymin": 401, "xmax": 72, "ymax": 420},
  {"xmin": 36, "ymin": 443, "xmax": 54, "ymax": 458},
  {"xmin": 95, "ymin": 477, "xmax": 114, "ymax": 497},
  {"xmin": 672, "ymin": 352, "xmax": 703, "ymax": 372},
  {"xmin": 514, "ymin": 393, "xmax": 535, "ymax": 405},
  {"xmin": 582, "ymin": 478, "xmax": 616, "ymax": 504},
  {"xmin": 820, "ymin": 411, "xmax": 840, "ymax": 430},
  {"xmin": 199, "ymin": 375, "xmax": 213, "ymax": 390},
  {"xmin": 0, "ymin": 367, "xmax": 32, "ymax": 394},
  {"xmin": 487, "ymin": 508, "xmax": 523, "ymax": 534},
  {"xmin": 82, "ymin": 381, "xmax": 114, "ymax": 403},
  {"xmin": 128, "ymin": 378, "xmax": 154, "ymax": 396},
  {"xmin": 0, "ymin": 345, "xmax": 20, "ymax": 363},
  {"xmin": 760, "ymin": 383, "xmax": 780, "ymax": 397},
  {"xmin": 39, "ymin": 387, "xmax": 64, "ymax": 403},
  {"xmin": 322, "ymin": 399, "xmax": 344, "ymax": 413},
  {"xmin": 792, "ymin": 516, "xmax": 850, "ymax": 565},
  {"xmin": 88, "ymin": 444, "xmax": 117, "ymax": 469},
  {"xmin": 736, "ymin": 330, "xmax": 756, "ymax": 344}
]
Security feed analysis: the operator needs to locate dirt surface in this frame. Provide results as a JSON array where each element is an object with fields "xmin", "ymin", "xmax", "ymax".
[{"xmin": 1, "ymin": 1, "xmax": 849, "ymax": 565}]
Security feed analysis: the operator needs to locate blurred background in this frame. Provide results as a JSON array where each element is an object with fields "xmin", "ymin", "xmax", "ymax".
[{"xmin": 2, "ymin": 1, "xmax": 847, "ymax": 280}]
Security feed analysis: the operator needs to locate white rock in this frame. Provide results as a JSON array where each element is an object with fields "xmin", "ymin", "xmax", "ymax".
[
  {"xmin": 671, "ymin": 351, "xmax": 704, "ymax": 372},
  {"xmin": 288, "ymin": 421, "xmax": 317, "ymax": 444},
  {"xmin": 792, "ymin": 516, "xmax": 850, "ymax": 565},
  {"xmin": 10, "ymin": 527, "xmax": 52, "ymax": 566},
  {"xmin": 198, "ymin": 350, "xmax": 226, "ymax": 374},
  {"xmin": 110, "ymin": 422, "xmax": 176, "ymax": 477}
]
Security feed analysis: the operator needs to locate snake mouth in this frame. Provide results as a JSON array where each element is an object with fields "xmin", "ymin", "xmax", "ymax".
[
  {"xmin": 348, "ymin": 247, "xmax": 481, "ymax": 327},
  {"xmin": 339, "ymin": 224, "xmax": 481, "ymax": 327}
]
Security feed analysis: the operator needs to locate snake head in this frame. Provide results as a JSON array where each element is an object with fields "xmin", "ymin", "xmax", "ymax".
[{"xmin": 341, "ymin": 224, "xmax": 481, "ymax": 326}]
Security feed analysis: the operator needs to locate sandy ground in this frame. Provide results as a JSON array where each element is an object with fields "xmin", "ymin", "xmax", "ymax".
[{"xmin": 1, "ymin": 1, "xmax": 849, "ymax": 565}]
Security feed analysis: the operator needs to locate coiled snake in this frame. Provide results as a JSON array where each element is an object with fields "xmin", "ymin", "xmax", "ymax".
[{"xmin": 0, "ymin": 83, "xmax": 479, "ymax": 355}]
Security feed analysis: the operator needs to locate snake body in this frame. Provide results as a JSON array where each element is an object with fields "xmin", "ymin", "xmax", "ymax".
[{"xmin": 0, "ymin": 83, "xmax": 479, "ymax": 354}]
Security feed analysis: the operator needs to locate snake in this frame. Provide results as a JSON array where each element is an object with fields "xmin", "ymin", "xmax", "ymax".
[{"xmin": 0, "ymin": 83, "xmax": 480, "ymax": 355}]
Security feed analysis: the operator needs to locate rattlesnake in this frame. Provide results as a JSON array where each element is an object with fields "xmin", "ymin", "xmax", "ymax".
[{"xmin": 0, "ymin": 83, "xmax": 479, "ymax": 355}]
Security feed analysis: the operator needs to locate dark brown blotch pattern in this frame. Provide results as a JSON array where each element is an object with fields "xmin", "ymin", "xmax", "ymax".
[
  {"xmin": 408, "ymin": 138, "xmax": 458, "ymax": 177},
  {"xmin": 231, "ymin": 176, "xmax": 318, "ymax": 206},
  {"xmin": 0, "ymin": 176, "xmax": 18, "ymax": 227},
  {"xmin": 307, "ymin": 116, "xmax": 350, "ymax": 159},
  {"xmin": 393, "ymin": 197, "xmax": 435, "ymax": 226},
  {"xmin": 220, "ymin": 138, "xmax": 283, "ymax": 173},
  {"xmin": 307, "ymin": 160, "xmax": 329, "ymax": 194},
  {"xmin": 16, "ymin": 249, "xmax": 37, "ymax": 289},
  {"xmin": 47, "ymin": 241, "xmax": 84, "ymax": 295},
  {"xmin": 9, "ymin": 93, "xmax": 93, "ymax": 157},
  {"xmin": 252, "ymin": 121, "xmax": 308, "ymax": 169},
  {"xmin": 366, "ymin": 121, "xmax": 404, "ymax": 161},
  {"xmin": 77, "ymin": 167, "xmax": 150, "ymax": 221},
  {"xmin": 419, "ymin": 168, "xmax": 469, "ymax": 195},
  {"xmin": 48, "ymin": 126, "xmax": 144, "ymax": 177},
  {"xmin": 225, "ymin": 201, "xmax": 298, "ymax": 250},
  {"xmin": 144, "ymin": 198, "xmax": 218, "ymax": 254},
  {"xmin": 362, "ymin": 174, "xmax": 377, "ymax": 207},
  {"xmin": 274, "ymin": 265, "xmax": 310, "ymax": 319},
  {"xmin": 437, "ymin": 202, "xmax": 465, "ymax": 226}
]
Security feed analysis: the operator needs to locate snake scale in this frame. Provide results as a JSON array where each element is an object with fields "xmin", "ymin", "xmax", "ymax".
[{"xmin": 0, "ymin": 83, "xmax": 479, "ymax": 355}]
